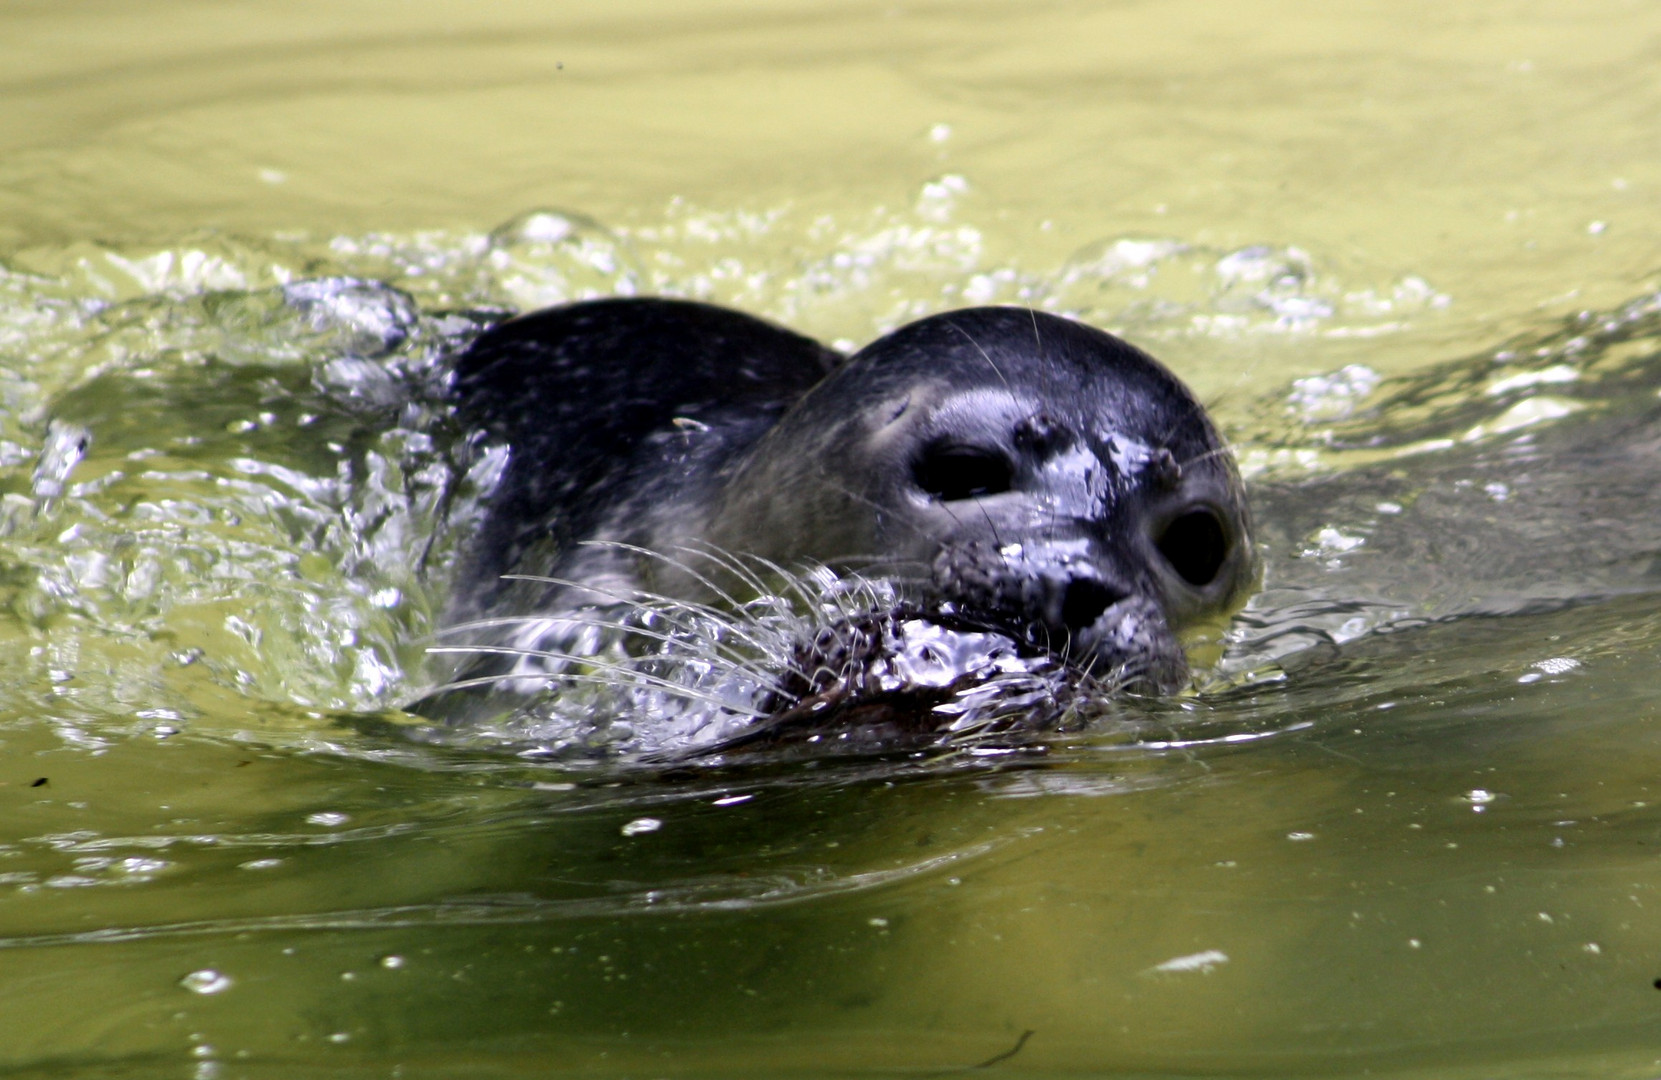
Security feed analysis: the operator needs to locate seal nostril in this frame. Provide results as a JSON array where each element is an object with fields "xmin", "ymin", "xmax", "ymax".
[
  {"xmin": 1158, "ymin": 509, "xmax": 1228, "ymax": 586},
  {"xmin": 1060, "ymin": 577, "xmax": 1122, "ymax": 633}
]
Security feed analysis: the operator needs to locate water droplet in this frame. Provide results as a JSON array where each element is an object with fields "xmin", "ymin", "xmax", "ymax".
[
  {"xmin": 1149, "ymin": 949, "xmax": 1228, "ymax": 973},
  {"xmin": 179, "ymin": 970, "xmax": 233, "ymax": 995}
]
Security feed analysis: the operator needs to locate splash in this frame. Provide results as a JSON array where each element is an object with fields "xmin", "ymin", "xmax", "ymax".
[
  {"xmin": 416, "ymin": 548, "xmax": 1123, "ymax": 764},
  {"xmin": 0, "ymin": 180, "xmax": 1459, "ymax": 750}
]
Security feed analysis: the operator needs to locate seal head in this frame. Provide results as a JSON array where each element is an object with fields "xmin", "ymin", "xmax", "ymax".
[{"xmin": 691, "ymin": 306, "xmax": 1256, "ymax": 690}]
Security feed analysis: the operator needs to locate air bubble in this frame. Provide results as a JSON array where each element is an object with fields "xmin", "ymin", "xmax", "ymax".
[{"xmin": 179, "ymin": 970, "xmax": 233, "ymax": 995}]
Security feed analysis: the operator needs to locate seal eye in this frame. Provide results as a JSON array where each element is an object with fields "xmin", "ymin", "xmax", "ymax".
[
  {"xmin": 1157, "ymin": 509, "xmax": 1228, "ymax": 587},
  {"xmin": 913, "ymin": 443, "xmax": 1014, "ymax": 501}
]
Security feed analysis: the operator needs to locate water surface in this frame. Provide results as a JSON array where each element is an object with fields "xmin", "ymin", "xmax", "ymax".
[{"xmin": 5, "ymin": 2, "xmax": 1661, "ymax": 1076}]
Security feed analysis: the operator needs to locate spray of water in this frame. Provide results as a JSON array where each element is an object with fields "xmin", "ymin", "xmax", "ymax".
[{"xmin": 416, "ymin": 542, "xmax": 1133, "ymax": 763}]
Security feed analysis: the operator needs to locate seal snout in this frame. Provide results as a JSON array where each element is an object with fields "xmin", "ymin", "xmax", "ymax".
[
  {"xmin": 930, "ymin": 539, "xmax": 1123, "ymax": 633},
  {"xmin": 929, "ymin": 538, "xmax": 1183, "ymax": 686}
]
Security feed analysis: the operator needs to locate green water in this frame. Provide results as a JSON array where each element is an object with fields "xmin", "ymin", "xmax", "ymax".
[{"xmin": 6, "ymin": 1, "xmax": 1661, "ymax": 1076}]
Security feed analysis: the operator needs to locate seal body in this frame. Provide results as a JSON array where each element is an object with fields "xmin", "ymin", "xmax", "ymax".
[
  {"xmin": 442, "ymin": 297, "xmax": 839, "ymax": 625},
  {"xmin": 423, "ymin": 298, "xmax": 1256, "ymax": 732}
]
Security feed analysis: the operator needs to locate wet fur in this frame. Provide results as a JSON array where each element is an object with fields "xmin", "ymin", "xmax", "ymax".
[{"xmin": 419, "ymin": 299, "xmax": 1256, "ymax": 742}]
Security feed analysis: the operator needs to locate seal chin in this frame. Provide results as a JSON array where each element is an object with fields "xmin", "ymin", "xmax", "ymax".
[{"xmin": 928, "ymin": 539, "xmax": 1189, "ymax": 692}]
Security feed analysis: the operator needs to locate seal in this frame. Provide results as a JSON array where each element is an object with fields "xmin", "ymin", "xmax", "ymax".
[{"xmin": 419, "ymin": 298, "xmax": 1257, "ymax": 744}]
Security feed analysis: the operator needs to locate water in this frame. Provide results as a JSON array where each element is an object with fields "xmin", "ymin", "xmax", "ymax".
[{"xmin": 6, "ymin": 1, "xmax": 1661, "ymax": 1076}]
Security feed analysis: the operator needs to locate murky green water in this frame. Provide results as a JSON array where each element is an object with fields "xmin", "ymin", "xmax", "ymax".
[{"xmin": 6, "ymin": 2, "xmax": 1661, "ymax": 1076}]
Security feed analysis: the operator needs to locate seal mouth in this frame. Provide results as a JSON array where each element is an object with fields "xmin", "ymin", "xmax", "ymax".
[
  {"xmin": 1062, "ymin": 593, "xmax": 1189, "ymax": 692},
  {"xmin": 1054, "ymin": 576, "xmax": 1127, "ymax": 640}
]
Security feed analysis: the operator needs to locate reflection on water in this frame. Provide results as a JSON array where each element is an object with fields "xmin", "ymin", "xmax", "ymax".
[{"xmin": 6, "ymin": 1, "xmax": 1661, "ymax": 1076}]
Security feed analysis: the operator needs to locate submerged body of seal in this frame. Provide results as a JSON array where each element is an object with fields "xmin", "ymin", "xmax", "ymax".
[{"xmin": 418, "ymin": 299, "xmax": 1257, "ymax": 752}]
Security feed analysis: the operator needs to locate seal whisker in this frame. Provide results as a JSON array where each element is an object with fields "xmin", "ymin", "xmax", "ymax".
[
  {"xmin": 499, "ymin": 571, "xmax": 740, "ymax": 632},
  {"xmin": 818, "ymin": 570, "xmax": 887, "ymax": 622},
  {"xmin": 499, "ymin": 560, "xmax": 847, "ymax": 691},
  {"xmin": 572, "ymin": 539, "xmax": 753, "ymax": 613},
  {"xmin": 427, "ymin": 645, "xmax": 781, "ymax": 705},
  {"xmin": 822, "ymin": 479, "xmax": 946, "ymax": 544},
  {"xmin": 436, "ymin": 610, "xmax": 709, "ymax": 639},
  {"xmin": 722, "ymin": 550, "xmax": 840, "ymax": 615},
  {"xmin": 972, "ymin": 495, "xmax": 1005, "ymax": 549},
  {"xmin": 823, "ymin": 557, "xmax": 928, "ymax": 583},
  {"xmin": 1177, "ymin": 444, "xmax": 1238, "ymax": 470},
  {"xmin": 666, "ymin": 540, "xmax": 784, "ymax": 602},
  {"xmin": 433, "ymin": 615, "xmax": 563, "ymax": 634},
  {"xmin": 944, "ymin": 318, "xmax": 1010, "ymax": 391},
  {"xmin": 428, "ymin": 643, "xmax": 737, "ymax": 678},
  {"xmin": 739, "ymin": 554, "xmax": 874, "ymax": 628},
  {"xmin": 435, "ymin": 612, "xmax": 782, "ymax": 681},
  {"xmin": 498, "ymin": 573, "xmax": 779, "ymax": 655},
  {"xmin": 431, "ymin": 668, "xmax": 766, "ymax": 717}
]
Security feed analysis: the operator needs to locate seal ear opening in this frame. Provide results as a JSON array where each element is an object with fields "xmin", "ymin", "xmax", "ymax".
[
  {"xmin": 1157, "ymin": 509, "xmax": 1228, "ymax": 587},
  {"xmin": 912, "ymin": 442, "xmax": 1014, "ymax": 501}
]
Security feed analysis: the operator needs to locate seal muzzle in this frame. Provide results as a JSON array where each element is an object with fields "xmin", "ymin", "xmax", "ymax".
[{"xmin": 930, "ymin": 538, "xmax": 1188, "ymax": 690}]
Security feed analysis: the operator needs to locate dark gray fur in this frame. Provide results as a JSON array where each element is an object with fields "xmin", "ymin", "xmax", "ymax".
[{"xmin": 444, "ymin": 298, "xmax": 838, "ymax": 624}]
